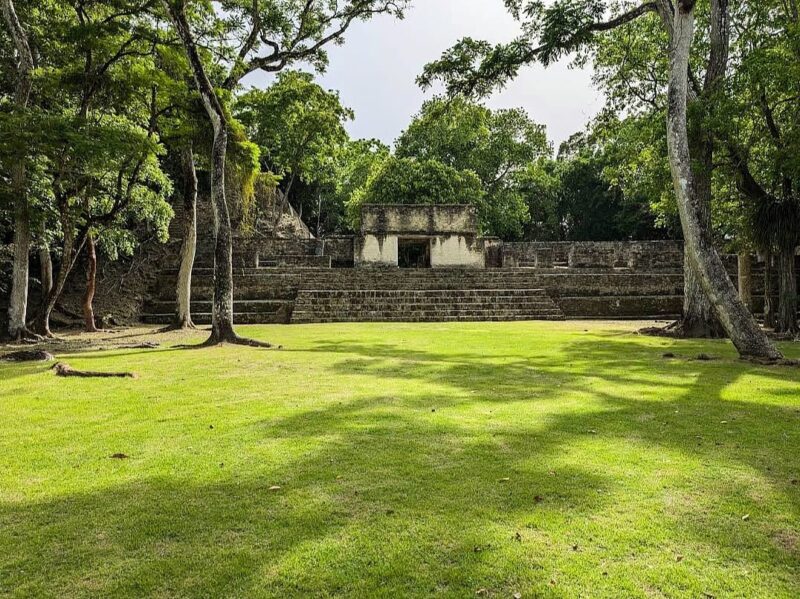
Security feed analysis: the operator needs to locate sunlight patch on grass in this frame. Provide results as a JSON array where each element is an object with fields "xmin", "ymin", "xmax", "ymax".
[{"xmin": 1, "ymin": 321, "xmax": 798, "ymax": 597}]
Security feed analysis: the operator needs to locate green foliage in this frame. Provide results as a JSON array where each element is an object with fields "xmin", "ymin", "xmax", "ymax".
[
  {"xmin": 236, "ymin": 71, "xmax": 353, "ymax": 199},
  {"xmin": 418, "ymin": 1, "xmax": 654, "ymax": 97},
  {"xmin": 0, "ymin": 0, "xmax": 175, "ymax": 266},
  {"xmin": 346, "ymin": 157, "xmax": 484, "ymax": 230},
  {"xmin": 220, "ymin": 0, "xmax": 409, "ymax": 86},
  {"xmin": 395, "ymin": 97, "xmax": 549, "ymax": 238}
]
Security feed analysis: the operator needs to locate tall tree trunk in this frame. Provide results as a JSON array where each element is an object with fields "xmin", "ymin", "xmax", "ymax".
[
  {"xmin": 165, "ymin": 0, "xmax": 269, "ymax": 347},
  {"xmin": 775, "ymin": 247, "xmax": 798, "ymax": 334},
  {"xmin": 2, "ymin": 0, "xmax": 34, "ymax": 341},
  {"xmin": 763, "ymin": 251, "xmax": 776, "ymax": 328},
  {"xmin": 174, "ymin": 145, "xmax": 198, "ymax": 329},
  {"xmin": 8, "ymin": 192, "xmax": 31, "ymax": 340},
  {"xmin": 680, "ymin": 135, "xmax": 724, "ymax": 338},
  {"xmin": 82, "ymin": 233, "xmax": 99, "ymax": 332},
  {"xmin": 737, "ymin": 252, "xmax": 753, "ymax": 312},
  {"xmin": 205, "ymin": 112, "xmax": 238, "ymax": 343},
  {"xmin": 666, "ymin": 0, "xmax": 782, "ymax": 360}
]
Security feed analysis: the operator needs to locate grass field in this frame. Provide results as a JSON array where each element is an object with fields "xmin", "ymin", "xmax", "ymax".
[{"xmin": 1, "ymin": 321, "xmax": 799, "ymax": 598}]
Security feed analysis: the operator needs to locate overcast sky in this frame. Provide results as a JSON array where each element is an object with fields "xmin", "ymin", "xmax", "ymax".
[{"xmin": 244, "ymin": 0, "xmax": 605, "ymax": 151}]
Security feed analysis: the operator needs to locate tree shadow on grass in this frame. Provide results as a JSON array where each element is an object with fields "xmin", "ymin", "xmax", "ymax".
[
  {"xmin": 287, "ymin": 334, "xmax": 800, "ymax": 581},
  {"xmin": 2, "ymin": 330, "xmax": 799, "ymax": 596},
  {"xmin": 0, "ymin": 400, "xmax": 611, "ymax": 596}
]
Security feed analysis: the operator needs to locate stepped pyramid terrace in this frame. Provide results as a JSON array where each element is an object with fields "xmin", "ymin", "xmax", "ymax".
[{"xmin": 141, "ymin": 203, "xmax": 780, "ymax": 327}]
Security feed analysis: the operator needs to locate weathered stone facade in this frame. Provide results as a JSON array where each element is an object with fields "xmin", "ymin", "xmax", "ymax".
[
  {"xmin": 355, "ymin": 204, "xmax": 488, "ymax": 269},
  {"xmin": 134, "ymin": 204, "xmax": 790, "ymax": 326}
]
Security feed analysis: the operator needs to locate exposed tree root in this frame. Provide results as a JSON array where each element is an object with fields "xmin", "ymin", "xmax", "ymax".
[
  {"xmin": 52, "ymin": 362, "xmax": 136, "ymax": 378},
  {"xmin": 742, "ymin": 357, "xmax": 800, "ymax": 367},
  {"xmin": 639, "ymin": 319, "xmax": 728, "ymax": 340},
  {"xmin": 6, "ymin": 327, "xmax": 45, "ymax": 344},
  {"xmin": 177, "ymin": 334, "xmax": 277, "ymax": 350},
  {"xmin": 117, "ymin": 342, "xmax": 160, "ymax": 350},
  {"xmin": 2, "ymin": 349, "xmax": 55, "ymax": 362},
  {"xmin": 157, "ymin": 321, "xmax": 197, "ymax": 333}
]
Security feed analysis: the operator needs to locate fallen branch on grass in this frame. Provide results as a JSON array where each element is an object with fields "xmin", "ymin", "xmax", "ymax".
[{"xmin": 52, "ymin": 362, "xmax": 136, "ymax": 378}]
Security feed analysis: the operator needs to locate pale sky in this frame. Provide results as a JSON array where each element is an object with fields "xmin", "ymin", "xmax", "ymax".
[{"xmin": 244, "ymin": 0, "xmax": 605, "ymax": 150}]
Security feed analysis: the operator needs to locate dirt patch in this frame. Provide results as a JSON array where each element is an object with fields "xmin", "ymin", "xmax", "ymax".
[{"xmin": 773, "ymin": 530, "xmax": 799, "ymax": 553}]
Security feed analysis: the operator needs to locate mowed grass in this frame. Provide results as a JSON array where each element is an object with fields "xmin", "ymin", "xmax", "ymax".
[{"xmin": 1, "ymin": 321, "xmax": 799, "ymax": 598}]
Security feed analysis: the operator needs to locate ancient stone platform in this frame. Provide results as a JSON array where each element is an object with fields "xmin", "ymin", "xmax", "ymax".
[{"xmin": 143, "ymin": 264, "xmax": 687, "ymax": 325}]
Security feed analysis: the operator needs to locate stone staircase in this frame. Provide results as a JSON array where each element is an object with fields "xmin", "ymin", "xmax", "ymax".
[
  {"xmin": 141, "ymin": 265, "xmax": 688, "ymax": 325},
  {"xmin": 141, "ymin": 299, "xmax": 291, "ymax": 325},
  {"xmin": 291, "ymin": 288, "xmax": 566, "ymax": 323}
]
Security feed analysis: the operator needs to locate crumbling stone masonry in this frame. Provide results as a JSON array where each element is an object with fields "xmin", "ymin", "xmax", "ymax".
[{"xmin": 140, "ymin": 204, "xmax": 777, "ymax": 325}]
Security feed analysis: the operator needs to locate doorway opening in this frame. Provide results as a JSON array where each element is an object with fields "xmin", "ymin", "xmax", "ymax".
[{"xmin": 398, "ymin": 238, "xmax": 431, "ymax": 268}]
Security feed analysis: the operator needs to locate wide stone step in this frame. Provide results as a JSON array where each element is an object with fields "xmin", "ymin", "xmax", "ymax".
[
  {"xmin": 259, "ymin": 255, "xmax": 331, "ymax": 268},
  {"xmin": 141, "ymin": 312, "xmax": 288, "ymax": 325},
  {"xmin": 144, "ymin": 299, "xmax": 288, "ymax": 314},
  {"xmin": 292, "ymin": 314, "xmax": 567, "ymax": 323},
  {"xmin": 294, "ymin": 287, "xmax": 551, "ymax": 296},
  {"xmin": 291, "ymin": 288, "xmax": 566, "ymax": 323}
]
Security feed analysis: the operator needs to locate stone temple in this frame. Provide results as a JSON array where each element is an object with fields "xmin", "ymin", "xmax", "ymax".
[
  {"xmin": 142, "ymin": 203, "xmax": 762, "ymax": 325},
  {"xmin": 355, "ymin": 204, "xmax": 492, "ymax": 269}
]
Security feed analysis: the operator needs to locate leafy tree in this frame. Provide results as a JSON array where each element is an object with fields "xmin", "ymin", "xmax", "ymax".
[
  {"xmin": 717, "ymin": 0, "xmax": 800, "ymax": 334},
  {"xmin": 236, "ymin": 71, "xmax": 353, "ymax": 223},
  {"xmin": 515, "ymin": 132, "xmax": 667, "ymax": 242},
  {"xmin": 162, "ymin": 0, "xmax": 407, "ymax": 346},
  {"xmin": 1, "ymin": 0, "xmax": 35, "ymax": 340},
  {"xmin": 419, "ymin": 0, "xmax": 781, "ymax": 359},
  {"xmin": 0, "ymin": 0, "xmax": 175, "ymax": 336},
  {"xmin": 395, "ymin": 97, "xmax": 549, "ymax": 238},
  {"xmin": 347, "ymin": 156, "xmax": 484, "ymax": 229}
]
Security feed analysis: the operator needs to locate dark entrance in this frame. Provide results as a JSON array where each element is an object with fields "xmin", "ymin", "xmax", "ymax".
[{"xmin": 398, "ymin": 238, "xmax": 431, "ymax": 268}]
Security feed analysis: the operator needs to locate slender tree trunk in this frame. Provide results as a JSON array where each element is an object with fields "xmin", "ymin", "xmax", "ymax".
[
  {"xmin": 205, "ymin": 114, "xmax": 238, "ymax": 342},
  {"xmin": 34, "ymin": 207, "xmax": 85, "ymax": 337},
  {"xmin": 2, "ymin": 0, "xmax": 34, "ymax": 340},
  {"xmin": 8, "ymin": 193, "xmax": 31, "ymax": 339},
  {"xmin": 666, "ymin": 0, "xmax": 781, "ymax": 360},
  {"xmin": 764, "ymin": 251, "xmax": 776, "ymax": 327},
  {"xmin": 39, "ymin": 224, "xmax": 53, "ymax": 305},
  {"xmin": 775, "ymin": 246, "xmax": 798, "ymax": 334},
  {"xmin": 82, "ymin": 233, "xmax": 99, "ymax": 332},
  {"xmin": 173, "ymin": 146, "xmax": 198, "ymax": 329},
  {"xmin": 165, "ymin": 1, "xmax": 270, "ymax": 347},
  {"xmin": 737, "ymin": 252, "xmax": 753, "ymax": 312}
]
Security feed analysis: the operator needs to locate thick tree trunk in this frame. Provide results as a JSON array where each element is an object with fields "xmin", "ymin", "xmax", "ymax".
[
  {"xmin": 737, "ymin": 252, "xmax": 753, "ymax": 312},
  {"xmin": 2, "ymin": 0, "xmax": 34, "ymax": 340},
  {"xmin": 666, "ymin": 0, "xmax": 781, "ymax": 360},
  {"xmin": 678, "ymin": 135, "xmax": 724, "ymax": 337},
  {"xmin": 82, "ymin": 233, "xmax": 99, "ymax": 332},
  {"xmin": 775, "ymin": 247, "xmax": 798, "ymax": 334},
  {"xmin": 681, "ymin": 259, "xmax": 724, "ymax": 337},
  {"xmin": 173, "ymin": 146, "xmax": 198, "ymax": 329},
  {"xmin": 763, "ymin": 251, "xmax": 776, "ymax": 328}
]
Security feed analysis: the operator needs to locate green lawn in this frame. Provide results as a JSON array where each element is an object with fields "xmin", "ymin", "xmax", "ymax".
[{"xmin": 1, "ymin": 321, "xmax": 799, "ymax": 598}]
